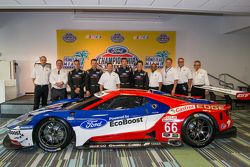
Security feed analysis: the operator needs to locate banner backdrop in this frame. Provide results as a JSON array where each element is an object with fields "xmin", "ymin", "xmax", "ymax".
[{"xmin": 57, "ymin": 30, "xmax": 176, "ymax": 71}]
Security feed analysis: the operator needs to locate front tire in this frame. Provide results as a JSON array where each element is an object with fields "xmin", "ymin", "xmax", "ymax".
[
  {"xmin": 34, "ymin": 117, "xmax": 72, "ymax": 152},
  {"xmin": 182, "ymin": 113, "xmax": 215, "ymax": 147}
]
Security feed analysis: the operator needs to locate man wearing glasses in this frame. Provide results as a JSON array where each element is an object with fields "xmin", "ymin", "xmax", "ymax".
[
  {"xmin": 176, "ymin": 58, "xmax": 192, "ymax": 96},
  {"xmin": 191, "ymin": 60, "xmax": 209, "ymax": 99}
]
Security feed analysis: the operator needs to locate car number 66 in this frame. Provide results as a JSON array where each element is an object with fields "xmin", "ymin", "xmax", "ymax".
[{"xmin": 164, "ymin": 122, "xmax": 178, "ymax": 133}]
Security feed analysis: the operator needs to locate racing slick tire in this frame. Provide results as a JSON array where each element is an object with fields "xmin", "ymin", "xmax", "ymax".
[
  {"xmin": 182, "ymin": 113, "xmax": 215, "ymax": 148},
  {"xmin": 34, "ymin": 117, "xmax": 73, "ymax": 152}
]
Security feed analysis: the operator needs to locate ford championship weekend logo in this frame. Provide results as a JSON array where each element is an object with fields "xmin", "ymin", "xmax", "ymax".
[
  {"xmin": 96, "ymin": 45, "xmax": 139, "ymax": 69},
  {"xmin": 63, "ymin": 32, "xmax": 77, "ymax": 43},
  {"xmin": 80, "ymin": 119, "xmax": 107, "ymax": 129}
]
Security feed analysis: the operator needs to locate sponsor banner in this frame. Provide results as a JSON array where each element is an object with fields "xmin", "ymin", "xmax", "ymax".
[
  {"xmin": 85, "ymin": 142, "xmax": 164, "ymax": 149},
  {"xmin": 57, "ymin": 30, "xmax": 176, "ymax": 70}
]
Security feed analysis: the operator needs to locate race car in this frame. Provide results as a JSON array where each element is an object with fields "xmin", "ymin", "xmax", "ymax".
[{"xmin": 4, "ymin": 89, "xmax": 236, "ymax": 152}]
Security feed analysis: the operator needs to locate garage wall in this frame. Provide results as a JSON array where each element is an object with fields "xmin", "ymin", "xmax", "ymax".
[{"xmin": 0, "ymin": 12, "xmax": 249, "ymax": 95}]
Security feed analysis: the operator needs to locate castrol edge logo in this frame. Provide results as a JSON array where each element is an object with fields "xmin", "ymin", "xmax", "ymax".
[
  {"xmin": 236, "ymin": 92, "xmax": 250, "ymax": 100},
  {"xmin": 168, "ymin": 105, "xmax": 195, "ymax": 115},
  {"xmin": 168, "ymin": 104, "xmax": 225, "ymax": 115}
]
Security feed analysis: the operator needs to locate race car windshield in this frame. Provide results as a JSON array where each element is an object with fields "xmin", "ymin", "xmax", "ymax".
[{"xmin": 65, "ymin": 96, "xmax": 101, "ymax": 110}]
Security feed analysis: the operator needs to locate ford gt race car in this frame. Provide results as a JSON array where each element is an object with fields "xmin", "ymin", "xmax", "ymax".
[{"xmin": 4, "ymin": 89, "xmax": 236, "ymax": 152}]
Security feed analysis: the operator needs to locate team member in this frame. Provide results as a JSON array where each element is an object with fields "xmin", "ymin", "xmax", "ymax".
[
  {"xmin": 191, "ymin": 60, "xmax": 210, "ymax": 99},
  {"xmin": 31, "ymin": 56, "xmax": 50, "ymax": 110},
  {"xmin": 98, "ymin": 63, "xmax": 120, "ymax": 91},
  {"xmin": 115, "ymin": 58, "xmax": 133, "ymax": 88},
  {"xmin": 133, "ymin": 60, "xmax": 149, "ymax": 90},
  {"xmin": 148, "ymin": 63, "xmax": 162, "ymax": 90},
  {"xmin": 161, "ymin": 58, "xmax": 178, "ymax": 95},
  {"xmin": 86, "ymin": 59, "xmax": 103, "ymax": 96},
  {"xmin": 176, "ymin": 58, "xmax": 192, "ymax": 96},
  {"xmin": 68, "ymin": 60, "xmax": 86, "ymax": 98},
  {"xmin": 49, "ymin": 59, "xmax": 68, "ymax": 102}
]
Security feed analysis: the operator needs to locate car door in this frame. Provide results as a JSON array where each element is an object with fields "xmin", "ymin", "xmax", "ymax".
[{"xmin": 89, "ymin": 95, "xmax": 148, "ymax": 135}]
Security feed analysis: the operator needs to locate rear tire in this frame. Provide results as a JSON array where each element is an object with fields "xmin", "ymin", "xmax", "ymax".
[
  {"xmin": 182, "ymin": 113, "xmax": 215, "ymax": 147},
  {"xmin": 34, "ymin": 117, "xmax": 72, "ymax": 152}
]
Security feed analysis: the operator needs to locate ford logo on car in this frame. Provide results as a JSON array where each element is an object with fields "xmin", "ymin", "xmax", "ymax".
[{"xmin": 80, "ymin": 119, "xmax": 107, "ymax": 129}]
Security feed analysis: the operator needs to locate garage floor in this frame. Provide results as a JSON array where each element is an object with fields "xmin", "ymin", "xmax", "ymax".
[{"xmin": 0, "ymin": 109, "xmax": 249, "ymax": 167}]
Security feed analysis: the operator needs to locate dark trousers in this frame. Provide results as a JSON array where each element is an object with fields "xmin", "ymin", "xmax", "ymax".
[
  {"xmin": 89, "ymin": 86, "xmax": 100, "ymax": 95},
  {"xmin": 149, "ymin": 87, "xmax": 159, "ymax": 90},
  {"xmin": 71, "ymin": 88, "xmax": 84, "ymax": 98},
  {"xmin": 51, "ymin": 88, "xmax": 67, "ymax": 102},
  {"xmin": 34, "ymin": 85, "xmax": 48, "ymax": 110},
  {"xmin": 191, "ymin": 86, "xmax": 205, "ymax": 99},
  {"xmin": 161, "ymin": 84, "xmax": 174, "ymax": 94},
  {"xmin": 176, "ymin": 83, "xmax": 188, "ymax": 96}
]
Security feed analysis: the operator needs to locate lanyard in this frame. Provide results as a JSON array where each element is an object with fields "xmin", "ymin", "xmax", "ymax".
[{"xmin": 165, "ymin": 67, "xmax": 172, "ymax": 78}]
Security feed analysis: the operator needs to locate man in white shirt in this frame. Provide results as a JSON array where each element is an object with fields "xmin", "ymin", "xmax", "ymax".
[
  {"xmin": 31, "ymin": 56, "xmax": 51, "ymax": 110},
  {"xmin": 149, "ymin": 63, "xmax": 162, "ymax": 90},
  {"xmin": 176, "ymin": 58, "xmax": 192, "ymax": 96},
  {"xmin": 49, "ymin": 59, "xmax": 68, "ymax": 102},
  {"xmin": 191, "ymin": 60, "xmax": 210, "ymax": 99},
  {"xmin": 99, "ymin": 63, "xmax": 120, "ymax": 91},
  {"xmin": 161, "ymin": 58, "xmax": 178, "ymax": 96}
]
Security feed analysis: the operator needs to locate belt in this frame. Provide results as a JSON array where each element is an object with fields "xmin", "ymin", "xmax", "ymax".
[
  {"xmin": 35, "ymin": 84, "xmax": 48, "ymax": 87},
  {"xmin": 178, "ymin": 82, "xmax": 187, "ymax": 85},
  {"xmin": 163, "ymin": 84, "xmax": 174, "ymax": 86},
  {"xmin": 194, "ymin": 84, "xmax": 204, "ymax": 87}
]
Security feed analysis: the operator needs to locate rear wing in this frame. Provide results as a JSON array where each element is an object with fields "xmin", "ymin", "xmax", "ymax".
[{"xmin": 196, "ymin": 85, "xmax": 250, "ymax": 100}]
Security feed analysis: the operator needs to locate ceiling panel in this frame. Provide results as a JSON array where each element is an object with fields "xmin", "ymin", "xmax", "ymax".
[
  {"xmin": 0, "ymin": 0, "xmax": 19, "ymax": 6},
  {"xmin": 72, "ymin": 0, "xmax": 98, "ymax": 5},
  {"xmin": 223, "ymin": 5, "xmax": 250, "ymax": 12},
  {"xmin": 152, "ymin": 0, "xmax": 182, "ymax": 7},
  {"xmin": 100, "ymin": 0, "xmax": 126, "ymax": 6},
  {"xmin": 199, "ymin": 0, "xmax": 234, "ymax": 10},
  {"xmin": 18, "ymin": 0, "xmax": 46, "ymax": 5},
  {"xmin": 126, "ymin": 0, "xmax": 154, "ymax": 6},
  {"xmin": 229, "ymin": 0, "xmax": 250, "ymax": 6},
  {"xmin": 176, "ymin": 0, "xmax": 209, "ymax": 8},
  {"xmin": 44, "ymin": 0, "xmax": 73, "ymax": 5}
]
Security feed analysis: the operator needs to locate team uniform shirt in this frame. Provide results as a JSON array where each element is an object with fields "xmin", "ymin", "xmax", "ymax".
[
  {"xmin": 115, "ymin": 66, "xmax": 133, "ymax": 88},
  {"xmin": 98, "ymin": 71, "xmax": 120, "ymax": 90},
  {"xmin": 148, "ymin": 71, "xmax": 162, "ymax": 87},
  {"xmin": 31, "ymin": 64, "xmax": 51, "ymax": 85},
  {"xmin": 49, "ymin": 68, "xmax": 68, "ymax": 89},
  {"xmin": 86, "ymin": 68, "xmax": 103, "ymax": 93},
  {"xmin": 177, "ymin": 66, "xmax": 192, "ymax": 84},
  {"xmin": 161, "ymin": 67, "xmax": 178, "ymax": 85},
  {"xmin": 68, "ymin": 69, "xmax": 86, "ymax": 90},
  {"xmin": 192, "ymin": 68, "xmax": 210, "ymax": 86},
  {"xmin": 133, "ymin": 70, "xmax": 149, "ymax": 89}
]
